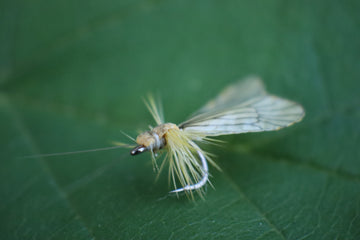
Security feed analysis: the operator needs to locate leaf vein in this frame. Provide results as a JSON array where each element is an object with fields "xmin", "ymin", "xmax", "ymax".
[{"xmin": 7, "ymin": 96, "xmax": 96, "ymax": 240}]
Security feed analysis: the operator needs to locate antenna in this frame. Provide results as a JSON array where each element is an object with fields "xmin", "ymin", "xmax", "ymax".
[{"xmin": 23, "ymin": 145, "xmax": 128, "ymax": 159}]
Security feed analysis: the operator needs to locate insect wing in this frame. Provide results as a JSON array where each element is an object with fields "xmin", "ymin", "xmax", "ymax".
[{"xmin": 180, "ymin": 77, "xmax": 304, "ymax": 136}]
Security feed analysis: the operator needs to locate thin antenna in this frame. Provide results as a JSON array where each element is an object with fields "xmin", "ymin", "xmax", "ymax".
[{"xmin": 23, "ymin": 145, "xmax": 126, "ymax": 159}]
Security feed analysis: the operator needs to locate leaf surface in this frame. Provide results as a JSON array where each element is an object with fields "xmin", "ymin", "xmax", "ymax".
[{"xmin": 1, "ymin": 0, "xmax": 360, "ymax": 239}]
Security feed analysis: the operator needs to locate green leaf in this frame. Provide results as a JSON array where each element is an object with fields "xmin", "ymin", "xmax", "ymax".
[{"xmin": 1, "ymin": 0, "xmax": 360, "ymax": 239}]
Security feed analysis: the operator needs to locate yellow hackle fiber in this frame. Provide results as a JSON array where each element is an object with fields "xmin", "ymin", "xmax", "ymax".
[
  {"xmin": 143, "ymin": 96, "xmax": 216, "ymax": 198},
  {"xmin": 164, "ymin": 128, "xmax": 211, "ymax": 198}
]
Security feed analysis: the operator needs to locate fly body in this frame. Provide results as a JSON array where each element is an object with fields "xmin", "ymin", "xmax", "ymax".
[{"xmin": 131, "ymin": 123, "xmax": 179, "ymax": 155}]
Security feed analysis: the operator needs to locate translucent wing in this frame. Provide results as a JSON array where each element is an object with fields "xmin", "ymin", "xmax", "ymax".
[{"xmin": 179, "ymin": 76, "xmax": 304, "ymax": 136}]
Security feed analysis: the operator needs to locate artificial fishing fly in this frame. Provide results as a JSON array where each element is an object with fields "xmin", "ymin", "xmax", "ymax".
[
  {"xmin": 126, "ymin": 76, "xmax": 305, "ymax": 198},
  {"xmin": 25, "ymin": 76, "xmax": 304, "ymax": 199}
]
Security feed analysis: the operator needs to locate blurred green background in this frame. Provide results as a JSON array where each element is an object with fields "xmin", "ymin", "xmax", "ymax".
[{"xmin": 1, "ymin": 0, "xmax": 360, "ymax": 239}]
